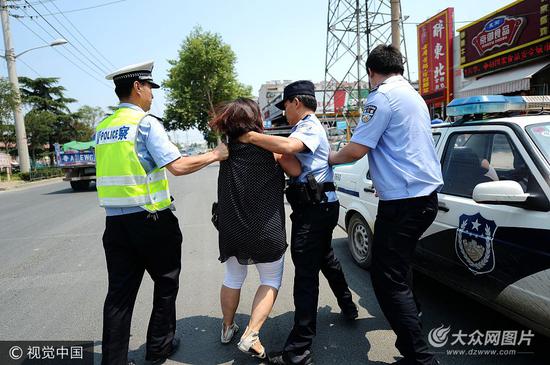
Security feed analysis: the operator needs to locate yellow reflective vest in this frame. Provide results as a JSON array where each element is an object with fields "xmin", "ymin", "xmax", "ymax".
[{"xmin": 95, "ymin": 107, "xmax": 171, "ymax": 213}]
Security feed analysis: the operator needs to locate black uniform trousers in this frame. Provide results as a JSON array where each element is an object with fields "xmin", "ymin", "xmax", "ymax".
[
  {"xmin": 101, "ymin": 209, "xmax": 182, "ymax": 365},
  {"xmin": 370, "ymin": 191, "xmax": 438, "ymax": 365},
  {"xmin": 283, "ymin": 201, "xmax": 353, "ymax": 364}
]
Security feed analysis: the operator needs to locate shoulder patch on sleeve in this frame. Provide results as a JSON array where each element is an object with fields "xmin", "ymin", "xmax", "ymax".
[
  {"xmin": 361, "ymin": 105, "xmax": 377, "ymax": 124},
  {"xmin": 296, "ymin": 122, "xmax": 314, "ymax": 133}
]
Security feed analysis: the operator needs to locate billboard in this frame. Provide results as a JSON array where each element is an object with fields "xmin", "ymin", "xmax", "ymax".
[
  {"xmin": 460, "ymin": 0, "xmax": 550, "ymax": 77},
  {"xmin": 417, "ymin": 8, "xmax": 455, "ymax": 104},
  {"xmin": 0, "ymin": 153, "xmax": 11, "ymax": 168}
]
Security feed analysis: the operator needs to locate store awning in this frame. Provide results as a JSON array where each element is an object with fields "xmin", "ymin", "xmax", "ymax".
[{"xmin": 458, "ymin": 61, "xmax": 550, "ymax": 98}]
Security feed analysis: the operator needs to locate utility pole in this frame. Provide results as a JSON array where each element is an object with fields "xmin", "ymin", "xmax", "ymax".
[
  {"xmin": 391, "ymin": 0, "xmax": 401, "ymax": 49},
  {"xmin": 0, "ymin": 0, "xmax": 30, "ymax": 173}
]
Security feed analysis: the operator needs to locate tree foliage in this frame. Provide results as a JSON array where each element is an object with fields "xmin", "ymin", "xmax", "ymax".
[
  {"xmin": 0, "ymin": 78, "xmax": 17, "ymax": 154},
  {"xmin": 163, "ymin": 26, "xmax": 252, "ymax": 143},
  {"xmin": 77, "ymin": 105, "xmax": 106, "ymax": 130},
  {"xmin": 19, "ymin": 77, "xmax": 99, "ymax": 165}
]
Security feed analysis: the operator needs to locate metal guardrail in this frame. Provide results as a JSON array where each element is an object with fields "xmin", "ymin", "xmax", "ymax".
[{"xmin": 28, "ymin": 168, "xmax": 64, "ymax": 181}]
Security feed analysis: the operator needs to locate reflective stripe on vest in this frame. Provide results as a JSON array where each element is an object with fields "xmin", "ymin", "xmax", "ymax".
[
  {"xmin": 96, "ymin": 169, "xmax": 166, "ymax": 186},
  {"xmin": 95, "ymin": 107, "xmax": 172, "ymax": 213},
  {"xmin": 98, "ymin": 189, "xmax": 171, "ymax": 207}
]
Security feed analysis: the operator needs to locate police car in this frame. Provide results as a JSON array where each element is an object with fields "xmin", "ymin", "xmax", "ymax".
[{"xmin": 333, "ymin": 95, "xmax": 550, "ymax": 337}]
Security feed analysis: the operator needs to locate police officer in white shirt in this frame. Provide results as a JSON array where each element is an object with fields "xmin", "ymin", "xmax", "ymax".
[
  {"xmin": 330, "ymin": 45, "xmax": 443, "ymax": 365},
  {"xmin": 239, "ymin": 81, "xmax": 357, "ymax": 365}
]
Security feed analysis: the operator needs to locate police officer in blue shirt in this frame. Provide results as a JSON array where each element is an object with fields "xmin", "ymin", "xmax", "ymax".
[
  {"xmin": 330, "ymin": 45, "xmax": 443, "ymax": 365},
  {"xmin": 239, "ymin": 80, "xmax": 357, "ymax": 365},
  {"xmin": 100, "ymin": 61, "xmax": 228, "ymax": 365}
]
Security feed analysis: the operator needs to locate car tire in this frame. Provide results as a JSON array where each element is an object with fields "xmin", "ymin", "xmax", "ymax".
[
  {"xmin": 347, "ymin": 213, "xmax": 373, "ymax": 269},
  {"xmin": 70, "ymin": 180, "xmax": 90, "ymax": 191}
]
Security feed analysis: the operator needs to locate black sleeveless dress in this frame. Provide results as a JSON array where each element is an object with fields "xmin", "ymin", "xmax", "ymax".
[{"xmin": 217, "ymin": 142, "xmax": 287, "ymax": 264}]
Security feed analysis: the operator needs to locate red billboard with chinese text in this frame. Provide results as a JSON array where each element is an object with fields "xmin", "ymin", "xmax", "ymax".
[
  {"xmin": 417, "ymin": 8, "xmax": 454, "ymax": 104},
  {"xmin": 460, "ymin": 0, "xmax": 550, "ymax": 77}
]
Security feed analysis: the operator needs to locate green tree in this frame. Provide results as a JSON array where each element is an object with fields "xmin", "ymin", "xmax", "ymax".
[
  {"xmin": 76, "ymin": 105, "xmax": 106, "ymax": 130},
  {"xmin": 24, "ymin": 110, "xmax": 55, "ymax": 163},
  {"xmin": 163, "ymin": 26, "xmax": 252, "ymax": 143},
  {"xmin": 19, "ymin": 77, "xmax": 95, "ymax": 165},
  {"xmin": 0, "ymin": 78, "xmax": 17, "ymax": 154}
]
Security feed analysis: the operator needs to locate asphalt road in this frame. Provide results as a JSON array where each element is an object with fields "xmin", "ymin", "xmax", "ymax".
[{"xmin": 0, "ymin": 164, "xmax": 548, "ymax": 365}]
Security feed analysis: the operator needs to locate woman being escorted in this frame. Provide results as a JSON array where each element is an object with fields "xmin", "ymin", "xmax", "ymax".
[{"xmin": 210, "ymin": 98, "xmax": 301, "ymax": 359}]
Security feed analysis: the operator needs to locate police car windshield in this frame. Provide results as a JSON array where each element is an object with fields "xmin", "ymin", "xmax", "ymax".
[{"xmin": 527, "ymin": 122, "xmax": 550, "ymax": 165}]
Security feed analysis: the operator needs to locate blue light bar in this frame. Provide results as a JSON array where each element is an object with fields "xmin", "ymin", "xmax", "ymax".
[
  {"xmin": 446, "ymin": 95, "xmax": 526, "ymax": 117},
  {"xmin": 447, "ymin": 95, "xmax": 550, "ymax": 117}
]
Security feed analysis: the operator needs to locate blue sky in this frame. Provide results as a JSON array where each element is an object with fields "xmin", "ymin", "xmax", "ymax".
[{"xmin": 2, "ymin": 0, "xmax": 512, "ymax": 143}]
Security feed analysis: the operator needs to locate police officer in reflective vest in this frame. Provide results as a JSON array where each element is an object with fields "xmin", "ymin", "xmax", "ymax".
[
  {"xmin": 97, "ymin": 61, "xmax": 228, "ymax": 365},
  {"xmin": 239, "ymin": 80, "xmax": 357, "ymax": 365},
  {"xmin": 330, "ymin": 45, "xmax": 443, "ymax": 365}
]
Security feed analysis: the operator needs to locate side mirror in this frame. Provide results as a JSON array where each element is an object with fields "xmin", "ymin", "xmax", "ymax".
[{"xmin": 473, "ymin": 181, "xmax": 529, "ymax": 203}]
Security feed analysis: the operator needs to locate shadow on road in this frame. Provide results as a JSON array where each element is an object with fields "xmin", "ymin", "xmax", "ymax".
[
  {"xmin": 125, "ymin": 307, "xmax": 389, "ymax": 364},
  {"xmin": 43, "ymin": 187, "xmax": 97, "ymax": 195}
]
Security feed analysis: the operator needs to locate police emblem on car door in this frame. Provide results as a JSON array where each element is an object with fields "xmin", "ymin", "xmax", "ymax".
[{"xmin": 455, "ymin": 213, "xmax": 497, "ymax": 275}]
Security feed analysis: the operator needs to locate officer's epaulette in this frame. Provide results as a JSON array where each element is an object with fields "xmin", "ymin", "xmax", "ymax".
[{"xmin": 147, "ymin": 113, "xmax": 164, "ymax": 122}]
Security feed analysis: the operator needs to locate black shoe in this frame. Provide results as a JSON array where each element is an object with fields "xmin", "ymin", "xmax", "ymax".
[
  {"xmin": 268, "ymin": 351, "xmax": 314, "ymax": 365},
  {"xmin": 340, "ymin": 302, "xmax": 358, "ymax": 320},
  {"xmin": 147, "ymin": 338, "xmax": 181, "ymax": 365}
]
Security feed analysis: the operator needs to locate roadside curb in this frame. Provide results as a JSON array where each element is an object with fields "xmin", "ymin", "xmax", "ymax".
[{"xmin": 0, "ymin": 177, "xmax": 65, "ymax": 192}]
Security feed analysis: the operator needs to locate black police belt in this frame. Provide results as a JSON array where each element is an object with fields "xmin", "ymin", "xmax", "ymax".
[{"xmin": 285, "ymin": 181, "xmax": 336, "ymax": 206}]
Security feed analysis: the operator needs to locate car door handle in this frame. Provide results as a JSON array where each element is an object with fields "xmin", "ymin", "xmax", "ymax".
[
  {"xmin": 363, "ymin": 182, "xmax": 375, "ymax": 193},
  {"xmin": 438, "ymin": 203, "xmax": 449, "ymax": 212}
]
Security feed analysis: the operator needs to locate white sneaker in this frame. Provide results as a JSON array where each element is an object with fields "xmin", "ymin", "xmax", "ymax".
[{"xmin": 221, "ymin": 322, "xmax": 239, "ymax": 344}]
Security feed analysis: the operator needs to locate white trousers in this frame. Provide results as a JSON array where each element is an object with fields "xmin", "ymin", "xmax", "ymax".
[{"xmin": 223, "ymin": 256, "xmax": 284, "ymax": 290}]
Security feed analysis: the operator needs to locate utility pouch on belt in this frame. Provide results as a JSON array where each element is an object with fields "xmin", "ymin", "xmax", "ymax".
[
  {"xmin": 306, "ymin": 174, "xmax": 322, "ymax": 203},
  {"xmin": 285, "ymin": 173, "xmax": 335, "ymax": 207}
]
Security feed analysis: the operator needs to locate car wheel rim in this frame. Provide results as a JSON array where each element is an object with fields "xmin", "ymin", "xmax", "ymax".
[{"xmin": 352, "ymin": 223, "xmax": 369, "ymax": 259}]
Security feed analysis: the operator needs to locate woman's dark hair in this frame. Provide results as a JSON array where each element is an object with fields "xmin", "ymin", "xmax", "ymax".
[
  {"xmin": 209, "ymin": 98, "xmax": 263, "ymax": 139},
  {"xmin": 295, "ymin": 95, "xmax": 317, "ymax": 112},
  {"xmin": 365, "ymin": 44, "xmax": 404, "ymax": 76}
]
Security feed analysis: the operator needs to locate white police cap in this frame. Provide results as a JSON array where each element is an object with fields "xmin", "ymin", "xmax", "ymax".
[{"xmin": 105, "ymin": 60, "xmax": 160, "ymax": 88}]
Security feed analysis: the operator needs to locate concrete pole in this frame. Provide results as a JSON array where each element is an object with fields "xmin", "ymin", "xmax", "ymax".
[
  {"xmin": 390, "ymin": 0, "xmax": 401, "ymax": 50},
  {"xmin": 0, "ymin": 0, "xmax": 31, "ymax": 173}
]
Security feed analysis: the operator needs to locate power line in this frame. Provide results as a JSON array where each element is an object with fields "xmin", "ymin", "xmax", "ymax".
[
  {"xmin": 49, "ymin": 0, "xmax": 115, "ymax": 69},
  {"xmin": 14, "ymin": 15, "xmax": 111, "ymax": 88},
  {"xmin": 36, "ymin": 0, "xmax": 126, "ymax": 16},
  {"xmin": 37, "ymin": 0, "xmax": 112, "ymax": 73},
  {"xmin": 19, "ymin": 5, "xmax": 107, "ymax": 80},
  {"xmin": 5, "ymin": 0, "xmax": 127, "ymax": 17},
  {"xmin": 17, "ymin": 57, "xmax": 41, "ymax": 76},
  {"xmin": 23, "ymin": 0, "xmax": 109, "ymax": 76}
]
